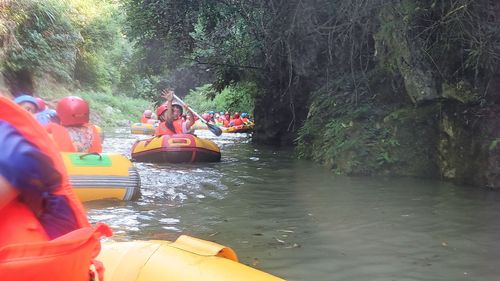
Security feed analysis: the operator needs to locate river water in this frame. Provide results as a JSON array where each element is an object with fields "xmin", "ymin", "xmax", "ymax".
[{"xmin": 85, "ymin": 128, "xmax": 500, "ymax": 281}]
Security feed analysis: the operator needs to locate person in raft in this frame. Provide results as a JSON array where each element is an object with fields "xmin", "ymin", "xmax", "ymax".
[
  {"xmin": 154, "ymin": 88, "xmax": 195, "ymax": 136},
  {"xmin": 140, "ymin": 109, "xmax": 157, "ymax": 124},
  {"xmin": 0, "ymin": 96, "xmax": 111, "ymax": 281},
  {"xmin": 14, "ymin": 94, "xmax": 39, "ymax": 114},
  {"xmin": 228, "ymin": 112, "xmax": 244, "ymax": 127},
  {"xmin": 46, "ymin": 96, "xmax": 102, "ymax": 153}
]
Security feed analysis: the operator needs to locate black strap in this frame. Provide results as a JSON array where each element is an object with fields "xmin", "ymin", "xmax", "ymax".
[{"xmin": 79, "ymin": 152, "xmax": 102, "ymax": 160}]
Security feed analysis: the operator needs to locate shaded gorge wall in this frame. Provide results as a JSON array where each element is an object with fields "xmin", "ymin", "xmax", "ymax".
[{"xmin": 286, "ymin": 0, "xmax": 500, "ymax": 188}]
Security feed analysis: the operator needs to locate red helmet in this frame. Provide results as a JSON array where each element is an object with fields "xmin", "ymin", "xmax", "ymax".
[
  {"xmin": 57, "ymin": 96, "xmax": 89, "ymax": 126},
  {"xmin": 156, "ymin": 103, "xmax": 169, "ymax": 120},
  {"xmin": 35, "ymin": 97, "xmax": 46, "ymax": 111},
  {"xmin": 233, "ymin": 112, "xmax": 240, "ymax": 118}
]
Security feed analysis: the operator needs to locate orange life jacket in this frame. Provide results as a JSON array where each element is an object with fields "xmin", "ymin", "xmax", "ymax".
[
  {"xmin": 0, "ymin": 223, "xmax": 111, "ymax": 281},
  {"xmin": 46, "ymin": 122, "xmax": 102, "ymax": 153},
  {"xmin": 0, "ymin": 97, "xmax": 111, "ymax": 280},
  {"xmin": 232, "ymin": 118, "xmax": 244, "ymax": 126},
  {"xmin": 0, "ymin": 200, "xmax": 49, "ymax": 245},
  {"xmin": 155, "ymin": 119, "xmax": 184, "ymax": 136},
  {"xmin": 140, "ymin": 116, "xmax": 149, "ymax": 123}
]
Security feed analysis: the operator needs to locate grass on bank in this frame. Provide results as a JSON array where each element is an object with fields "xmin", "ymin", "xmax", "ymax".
[{"xmin": 35, "ymin": 79, "xmax": 152, "ymax": 127}]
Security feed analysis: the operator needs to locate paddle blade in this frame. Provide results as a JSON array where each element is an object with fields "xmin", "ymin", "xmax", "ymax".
[{"xmin": 207, "ymin": 123, "xmax": 223, "ymax": 136}]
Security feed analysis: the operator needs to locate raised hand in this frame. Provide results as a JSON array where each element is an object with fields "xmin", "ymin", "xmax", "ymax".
[{"xmin": 161, "ymin": 89, "xmax": 174, "ymax": 102}]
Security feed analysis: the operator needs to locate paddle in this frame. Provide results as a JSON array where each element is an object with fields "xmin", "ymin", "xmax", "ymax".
[{"xmin": 173, "ymin": 94, "xmax": 222, "ymax": 136}]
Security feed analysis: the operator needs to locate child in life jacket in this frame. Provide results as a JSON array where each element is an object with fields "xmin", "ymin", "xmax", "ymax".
[
  {"xmin": 46, "ymin": 96, "xmax": 102, "ymax": 153},
  {"xmin": 14, "ymin": 94, "xmax": 39, "ymax": 114},
  {"xmin": 154, "ymin": 88, "xmax": 195, "ymax": 136}
]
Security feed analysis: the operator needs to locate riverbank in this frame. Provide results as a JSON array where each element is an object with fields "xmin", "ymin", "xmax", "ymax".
[{"xmin": 33, "ymin": 79, "xmax": 151, "ymax": 127}]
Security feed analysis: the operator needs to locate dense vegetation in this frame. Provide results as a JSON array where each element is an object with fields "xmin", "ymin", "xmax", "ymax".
[
  {"xmin": 2, "ymin": 0, "xmax": 500, "ymax": 185},
  {"xmin": 0, "ymin": 0, "xmax": 151, "ymax": 123},
  {"xmin": 183, "ymin": 83, "xmax": 255, "ymax": 114},
  {"xmin": 123, "ymin": 0, "xmax": 500, "ymax": 187}
]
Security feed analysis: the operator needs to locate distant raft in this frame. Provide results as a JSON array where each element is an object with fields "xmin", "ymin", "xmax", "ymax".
[
  {"xmin": 131, "ymin": 122, "xmax": 155, "ymax": 135},
  {"xmin": 63, "ymin": 152, "xmax": 140, "ymax": 202},
  {"xmin": 131, "ymin": 134, "xmax": 221, "ymax": 163},
  {"xmin": 222, "ymin": 123, "xmax": 254, "ymax": 133}
]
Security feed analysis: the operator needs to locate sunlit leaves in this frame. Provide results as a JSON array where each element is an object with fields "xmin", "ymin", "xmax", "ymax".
[{"xmin": 2, "ymin": 0, "xmax": 80, "ymax": 81}]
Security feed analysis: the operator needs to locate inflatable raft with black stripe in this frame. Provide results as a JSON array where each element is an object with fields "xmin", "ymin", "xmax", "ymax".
[
  {"xmin": 131, "ymin": 134, "xmax": 221, "ymax": 163},
  {"xmin": 62, "ymin": 152, "xmax": 140, "ymax": 202},
  {"xmin": 130, "ymin": 122, "xmax": 156, "ymax": 135},
  {"xmin": 222, "ymin": 123, "xmax": 254, "ymax": 133}
]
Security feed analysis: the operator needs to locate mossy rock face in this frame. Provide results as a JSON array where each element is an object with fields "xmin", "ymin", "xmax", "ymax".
[
  {"xmin": 442, "ymin": 82, "xmax": 481, "ymax": 104},
  {"xmin": 378, "ymin": 105, "xmax": 441, "ymax": 177},
  {"xmin": 375, "ymin": 2, "xmax": 441, "ymax": 105},
  {"xmin": 297, "ymin": 99, "xmax": 441, "ymax": 177},
  {"xmin": 439, "ymin": 103, "xmax": 500, "ymax": 188},
  {"xmin": 253, "ymin": 83, "xmax": 311, "ymax": 146}
]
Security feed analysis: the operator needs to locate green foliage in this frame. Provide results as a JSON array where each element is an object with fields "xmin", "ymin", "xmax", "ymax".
[
  {"xmin": 124, "ymin": 0, "xmax": 200, "ymax": 71},
  {"xmin": 0, "ymin": 0, "xmax": 145, "ymax": 100},
  {"xmin": 377, "ymin": 0, "xmax": 500, "ymax": 90},
  {"xmin": 489, "ymin": 139, "xmax": 500, "ymax": 151},
  {"xmin": 184, "ymin": 82, "xmax": 256, "ymax": 114},
  {"xmin": 77, "ymin": 90, "xmax": 151, "ymax": 127},
  {"xmin": 2, "ymin": 0, "xmax": 80, "ymax": 81},
  {"xmin": 296, "ymin": 84, "xmax": 402, "ymax": 175},
  {"xmin": 71, "ymin": 0, "xmax": 131, "ymax": 93},
  {"xmin": 182, "ymin": 84, "xmax": 217, "ymax": 113},
  {"xmin": 213, "ymin": 82, "xmax": 255, "ymax": 113}
]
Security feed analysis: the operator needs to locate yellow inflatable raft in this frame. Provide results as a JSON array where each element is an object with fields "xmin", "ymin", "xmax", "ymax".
[
  {"xmin": 222, "ymin": 123, "xmax": 254, "ymax": 133},
  {"xmin": 131, "ymin": 134, "xmax": 221, "ymax": 163},
  {"xmin": 99, "ymin": 235, "xmax": 285, "ymax": 281},
  {"xmin": 130, "ymin": 122, "xmax": 155, "ymax": 135},
  {"xmin": 63, "ymin": 152, "xmax": 140, "ymax": 202}
]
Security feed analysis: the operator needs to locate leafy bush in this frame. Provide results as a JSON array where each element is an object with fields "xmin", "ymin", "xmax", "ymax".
[
  {"xmin": 2, "ymin": 0, "xmax": 80, "ymax": 81},
  {"xmin": 183, "ymin": 82, "xmax": 256, "ymax": 114},
  {"xmin": 77, "ymin": 90, "xmax": 151, "ymax": 127},
  {"xmin": 71, "ymin": 0, "xmax": 131, "ymax": 93}
]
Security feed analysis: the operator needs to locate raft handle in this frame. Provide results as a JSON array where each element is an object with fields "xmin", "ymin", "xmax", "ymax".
[{"xmin": 79, "ymin": 152, "xmax": 102, "ymax": 160}]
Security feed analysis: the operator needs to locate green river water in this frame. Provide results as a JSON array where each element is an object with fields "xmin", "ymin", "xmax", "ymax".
[{"xmin": 85, "ymin": 128, "xmax": 500, "ymax": 281}]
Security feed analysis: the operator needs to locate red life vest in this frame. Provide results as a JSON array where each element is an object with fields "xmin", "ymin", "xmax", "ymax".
[
  {"xmin": 0, "ymin": 200, "xmax": 49, "ymax": 245},
  {"xmin": 46, "ymin": 122, "xmax": 102, "ymax": 153},
  {"xmin": 232, "ymin": 118, "xmax": 244, "ymax": 126},
  {"xmin": 0, "ymin": 223, "xmax": 111, "ymax": 281},
  {"xmin": 155, "ymin": 119, "xmax": 184, "ymax": 136},
  {"xmin": 140, "ymin": 116, "xmax": 149, "ymax": 123},
  {"xmin": 0, "ymin": 97, "xmax": 111, "ymax": 280}
]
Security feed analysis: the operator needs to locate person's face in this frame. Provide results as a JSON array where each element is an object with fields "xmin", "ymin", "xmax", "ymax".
[
  {"xmin": 173, "ymin": 106, "xmax": 182, "ymax": 119},
  {"xmin": 20, "ymin": 102, "xmax": 37, "ymax": 114}
]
